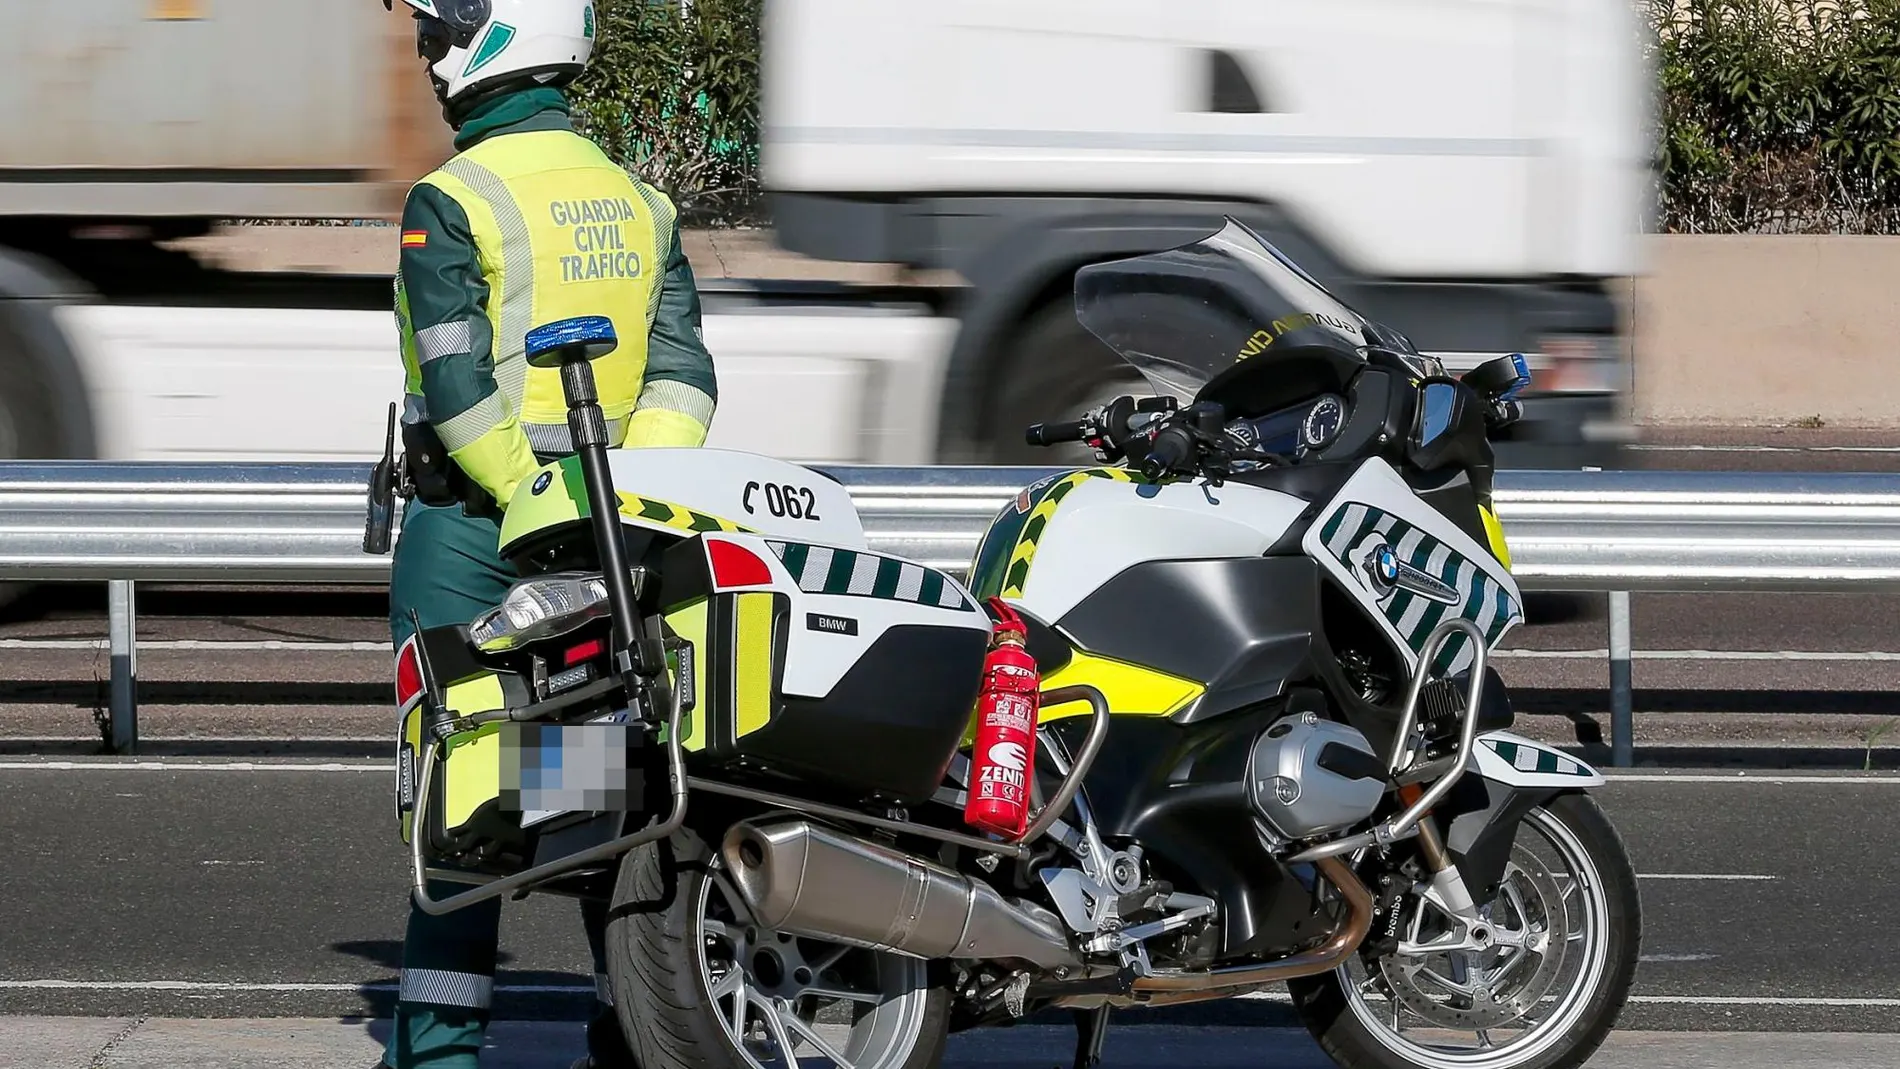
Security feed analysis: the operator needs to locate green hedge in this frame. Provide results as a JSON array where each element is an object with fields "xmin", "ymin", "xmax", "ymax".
[
  {"xmin": 567, "ymin": 0, "xmax": 1900, "ymax": 235},
  {"xmin": 571, "ymin": 0, "xmax": 764, "ymax": 227},
  {"xmin": 1651, "ymin": 0, "xmax": 1900, "ymax": 233}
]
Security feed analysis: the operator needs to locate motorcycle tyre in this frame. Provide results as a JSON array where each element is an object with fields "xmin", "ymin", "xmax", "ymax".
[
  {"xmin": 605, "ymin": 825, "xmax": 955, "ymax": 1069},
  {"xmin": 1287, "ymin": 791, "xmax": 1641, "ymax": 1069}
]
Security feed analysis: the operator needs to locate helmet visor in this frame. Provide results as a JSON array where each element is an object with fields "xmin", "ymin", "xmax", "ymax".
[
  {"xmin": 414, "ymin": 16, "xmax": 457, "ymax": 63},
  {"xmin": 412, "ymin": 0, "xmax": 489, "ymax": 60}
]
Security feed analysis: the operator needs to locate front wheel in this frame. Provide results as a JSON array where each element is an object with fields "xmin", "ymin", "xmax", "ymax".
[
  {"xmin": 605, "ymin": 826, "xmax": 953, "ymax": 1069},
  {"xmin": 1289, "ymin": 792, "xmax": 1640, "ymax": 1069}
]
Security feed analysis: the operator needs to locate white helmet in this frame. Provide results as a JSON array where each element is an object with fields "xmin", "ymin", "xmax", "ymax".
[{"xmin": 387, "ymin": 0, "xmax": 597, "ymax": 115}]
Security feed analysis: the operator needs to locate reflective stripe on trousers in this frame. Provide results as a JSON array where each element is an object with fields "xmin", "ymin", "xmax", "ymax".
[{"xmin": 399, "ymin": 968, "xmax": 495, "ymax": 1009}]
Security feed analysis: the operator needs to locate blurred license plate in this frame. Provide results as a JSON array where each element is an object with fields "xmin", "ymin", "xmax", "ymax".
[{"xmin": 501, "ymin": 716, "xmax": 635, "ymax": 821}]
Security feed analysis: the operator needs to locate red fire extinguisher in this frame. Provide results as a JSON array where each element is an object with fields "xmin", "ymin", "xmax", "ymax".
[{"xmin": 965, "ymin": 598, "xmax": 1042, "ymax": 840}]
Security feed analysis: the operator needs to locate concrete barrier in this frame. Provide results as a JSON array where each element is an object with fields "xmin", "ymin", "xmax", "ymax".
[{"xmin": 1633, "ymin": 235, "xmax": 1900, "ymax": 429}]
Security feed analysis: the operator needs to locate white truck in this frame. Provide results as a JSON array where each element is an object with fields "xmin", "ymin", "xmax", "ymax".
[{"xmin": 0, "ymin": 0, "xmax": 1651, "ymax": 470}]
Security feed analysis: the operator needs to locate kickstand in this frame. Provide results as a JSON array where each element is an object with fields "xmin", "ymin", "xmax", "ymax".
[{"xmin": 1072, "ymin": 1006, "xmax": 1111, "ymax": 1069}]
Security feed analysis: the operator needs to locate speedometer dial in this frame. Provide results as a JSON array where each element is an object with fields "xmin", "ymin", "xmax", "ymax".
[{"xmin": 1301, "ymin": 395, "xmax": 1346, "ymax": 452}]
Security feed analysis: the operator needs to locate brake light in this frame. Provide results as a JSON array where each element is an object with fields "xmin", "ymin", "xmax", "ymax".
[
  {"xmin": 395, "ymin": 637, "xmax": 423, "ymax": 710},
  {"xmin": 564, "ymin": 636, "xmax": 608, "ymax": 667},
  {"xmin": 706, "ymin": 538, "xmax": 774, "ymax": 588}
]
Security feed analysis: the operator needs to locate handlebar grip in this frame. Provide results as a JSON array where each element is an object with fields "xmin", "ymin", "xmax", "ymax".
[
  {"xmin": 1139, "ymin": 426, "xmax": 1195, "ymax": 480},
  {"xmin": 1026, "ymin": 419, "xmax": 1091, "ymax": 447}
]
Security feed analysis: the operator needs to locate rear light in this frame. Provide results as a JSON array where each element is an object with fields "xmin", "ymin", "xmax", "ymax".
[
  {"xmin": 1533, "ymin": 334, "xmax": 1624, "ymax": 394},
  {"xmin": 546, "ymin": 664, "xmax": 593, "ymax": 694},
  {"xmin": 564, "ymin": 636, "xmax": 608, "ymax": 668},
  {"xmin": 706, "ymin": 538, "xmax": 774, "ymax": 588},
  {"xmin": 395, "ymin": 637, "xmax": 423, "ymax": 710}
]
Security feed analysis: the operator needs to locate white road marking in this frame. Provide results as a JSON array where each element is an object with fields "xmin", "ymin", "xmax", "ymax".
[
  {"xmin": 0, "ymin": 980, "xmax": 589, "ymax": 994},
  {"xmin": 1605, "ymin": 773, "xmax": 1900, "ymax": 784},
  {"xmin": 0, "ymin": 762, "xmax": 384, "ymax": 772},
  {"xmin": 1638, "ymin": 874, "xmax": 1776, "ymax": 881},
  {"xmin": 1630, "ymin": 443, "xmax": 1900, "ymax": 454},
  {"xmin": 1495, "ymin": 648, "xmax": 1900, "ymax": 661},
  {"xmin": 0, "ymin": 638, "xmax": 384, "ymax": 652},
  {"xmin": 13, "ymin": 635, "xmax": 1899, "ymax": 664},
  {"xmin": 14, "ymin": 978, "xmax": 1899, "ymax": 1010},
  {"xmin": 1627, "ymin": 994, "xmax": 1900, "ymax": 1007},
  {"xmin": 23, "ymin": 636, "xmax": 1900, "ymax": 662},
  {"xmin": 1233, "ymin": 991, "xmax": 1900, "ymax": 1007},
  {"xmin": 7, "ymin": 762, "xmax": 1900, "ymax": 787}
]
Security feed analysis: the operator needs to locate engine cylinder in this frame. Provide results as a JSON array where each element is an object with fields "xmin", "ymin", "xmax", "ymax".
[{"xmin": 1247, "ymin": 713, "xmax": 1387, "ymax": 841}]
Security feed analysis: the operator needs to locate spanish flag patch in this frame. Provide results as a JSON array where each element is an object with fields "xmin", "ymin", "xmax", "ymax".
[{"xmin": 401, "ymin": 230, "xmax": 428, "ymax": 249}]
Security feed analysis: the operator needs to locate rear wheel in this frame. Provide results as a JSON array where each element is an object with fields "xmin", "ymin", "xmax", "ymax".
[
  {"xmin": 1289, "ymin": 792, "xmax": 1640, "ymax": 1069},
  {"xmin": 606, "ymin": 826, "xmax": 952, "ymax": 1069}
]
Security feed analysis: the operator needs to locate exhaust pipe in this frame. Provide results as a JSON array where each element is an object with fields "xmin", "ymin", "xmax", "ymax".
[
  {"xmin": 1126, "ymin": 856, "xmax": 1374, "ymax": 1005},
  {"xmin": 721, "ymin": 820, "xmax": 1081, "ymax": 971}
]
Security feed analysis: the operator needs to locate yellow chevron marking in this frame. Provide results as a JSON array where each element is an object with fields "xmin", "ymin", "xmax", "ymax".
[{"xmin": 1000, "ymin": 468, "xmax": 1136, "ymax": 599}]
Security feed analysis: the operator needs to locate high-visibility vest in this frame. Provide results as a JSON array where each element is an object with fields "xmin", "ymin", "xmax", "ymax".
[{"xmin": 396, "ymin": 128, "xmax": 676, "ymax": 454}]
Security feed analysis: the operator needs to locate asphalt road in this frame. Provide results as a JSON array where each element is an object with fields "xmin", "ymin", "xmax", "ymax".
[
  {"xmin": 19, "ymin": 1020, "xmax": 1900, "ymax": 1069},
  {"xmin": 1, "ymin": 760, "xmax": 1893, "ymax": 1035}
]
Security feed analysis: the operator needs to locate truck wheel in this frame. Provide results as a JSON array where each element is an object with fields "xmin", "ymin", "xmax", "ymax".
[
  {"xmin": 0, "ymin": 307, "xmax": 74, "ymax": 612},
  {"xmin": 985, "ymin": 300, "xmax": 1147, "ymax": 466},
  {"xmin": 0, "ymin": 312, "xmax": 65, "ymax": 460},
  {"xmin": 606, "ymin": 826, "xmax": 952, "ymax": 1069}
]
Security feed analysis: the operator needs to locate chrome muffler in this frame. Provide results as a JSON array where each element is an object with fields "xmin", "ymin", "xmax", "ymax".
[{"xmin": 721, "ymin": 820, "xmax": 1081, "ymax": 970}]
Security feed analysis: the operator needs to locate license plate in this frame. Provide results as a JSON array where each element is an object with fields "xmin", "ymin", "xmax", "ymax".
[{"xmin": 502, "ymin": 714, "xmax": 635, "ymax": 825}]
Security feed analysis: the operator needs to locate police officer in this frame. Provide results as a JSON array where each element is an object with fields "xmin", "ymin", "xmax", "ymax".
[{"xmin": 378, "ymin": 1, "xmax": 716, "ymax": 1066}]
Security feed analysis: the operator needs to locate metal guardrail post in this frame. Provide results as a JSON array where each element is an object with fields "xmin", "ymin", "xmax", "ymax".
[
  {"xmin": 1608, "ymin": 590, "xmax": 1633, "ymax": 768},
  {"xmin": 107, "ymin": 580, "xmax": 139, "ymax": 754}
]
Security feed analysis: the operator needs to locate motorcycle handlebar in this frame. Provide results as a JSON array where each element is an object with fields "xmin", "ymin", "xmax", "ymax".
[
  {"xmin": 1139, "ymin": 425, "xmax": 1197, "ymax": 480},
  {"xmin": 1027, "ymin": 396, "xmax": 1178, "ymax": 448},
  {"xmin": 1025, "ymin": 418, "xmax": 1091, "ymax": 447}
]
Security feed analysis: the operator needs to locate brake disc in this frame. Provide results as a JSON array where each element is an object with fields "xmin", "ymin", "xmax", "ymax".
[{"xmin": 1378, "ymin": 851, "xmax": 1573, "ymax": 1030}]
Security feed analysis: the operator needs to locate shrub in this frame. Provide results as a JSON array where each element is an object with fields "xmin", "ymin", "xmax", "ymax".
[
  {"xmin": 1651, "ymin": 0, "xmax": 1900, "ymax": 233},
  {"xmin": 570, "ymin": 0, "xmax": 765, "ymax": 227}
]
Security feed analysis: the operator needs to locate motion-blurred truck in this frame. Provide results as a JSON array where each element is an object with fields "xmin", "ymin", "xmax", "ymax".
[{"xmin": 0, "ymin": 0, "xmax": 1650, "ymax": 470}]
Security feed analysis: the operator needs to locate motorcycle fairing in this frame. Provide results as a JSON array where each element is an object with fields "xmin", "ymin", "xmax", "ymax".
[
  {"xmin": 1055, "ymin": 555, "xmax": 1326, "ymax": 723},
  {"xmin": 967, "ymin": 467, "xmax": 1143, "ymax": 603},
  {"xmin": 498, "ymin": 447, "xmax": 868, "ymax": 560},
  {"xmin": 1302, "ymin": 458, "xmax": 1524, "ymax": 677},
  {"xmin": 981, "ymin": 471, "xmax": 1309, "ymax": 625},
  {"xmin": 1472, "ymin": 731, "xmax": 1606, "ymax": 789},
  {"xmin": 658, "ymin": 531, "xmax": 993, "ymax": 804},
  {"xmin": 1435, "ymin": 731, "xmax": 1606, "ymax": 901}
]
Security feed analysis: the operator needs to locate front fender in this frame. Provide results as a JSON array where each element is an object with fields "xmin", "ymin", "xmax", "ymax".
[{"xmin": 1439, "ymin": 732, "xmax": 1603, "ymax": 900}]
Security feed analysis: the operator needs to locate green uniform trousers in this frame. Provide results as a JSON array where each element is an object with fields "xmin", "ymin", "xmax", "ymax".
[{"xmin": 384, "ymin": 501, "xmax": 632, "ymax": 1069}]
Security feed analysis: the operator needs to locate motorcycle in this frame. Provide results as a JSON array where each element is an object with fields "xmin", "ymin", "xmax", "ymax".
[{"xmin": 371, "ymin": 218, "xmax": 1640, "ymax": 1069}]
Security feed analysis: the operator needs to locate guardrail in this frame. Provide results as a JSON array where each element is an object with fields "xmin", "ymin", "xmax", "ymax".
[{"xmin": 7, "ymin": 462, "xmax": 1900, "ymax": 760}]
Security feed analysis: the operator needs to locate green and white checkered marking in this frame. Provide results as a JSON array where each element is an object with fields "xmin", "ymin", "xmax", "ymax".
[
  {"xmin": 767, "ymin": 542, "xmax": 973, "ymax": 612},
  {"xmin": 1484, "ymin": 738, "xmax": 1593, "ymax": 777},
  {"xmin": 1319, "ymin": 502, "xmax": 1521, "ymax": 674}
]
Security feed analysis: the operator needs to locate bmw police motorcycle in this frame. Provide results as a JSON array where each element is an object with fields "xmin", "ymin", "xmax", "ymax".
[{"xmin": 366, "ymin": 219, "xmax": 1640, "ymax": 1069}]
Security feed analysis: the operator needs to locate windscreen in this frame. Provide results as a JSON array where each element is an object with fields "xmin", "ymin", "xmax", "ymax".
[{"xmin": 1073, "ymin": 219, "xmax": 1384, "ymax": 404}]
